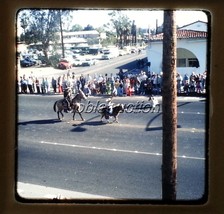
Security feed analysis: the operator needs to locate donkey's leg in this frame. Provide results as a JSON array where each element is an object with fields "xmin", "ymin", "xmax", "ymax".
[
  {"xmin": 100, "ymin": 114, "xmax": 104, "ymax": 122},
  {"xmin": 113, "ymin": 116, "xmax": 118, "ymax": 123},
  {"xmin": 157, "ymin": 104, "xmax": 160, "ymax": 113}
]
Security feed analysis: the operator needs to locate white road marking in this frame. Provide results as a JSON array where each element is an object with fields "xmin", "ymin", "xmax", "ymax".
[{"xmin": 40, "ymin": 140, "xmax": 205, "ymax": 160}]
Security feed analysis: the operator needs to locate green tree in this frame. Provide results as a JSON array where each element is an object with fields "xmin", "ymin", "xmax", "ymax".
[
  {"xmin": 107, "ymin": 11, "xmax": 132, "ymax": 47},
  {"xmin": 19, "ymin": 9, "xmax": 60, "ymax": 63},
  {"xmin": 70, "ymin": 24, "xmax": 83, "ymax": 32},
  {"xmin": 83, "ymin": 24, "xmax": 95, "ymax": 31},
  {"xmin": 18, "ymin": 9, "xmax": 72, "ymax": 64}
]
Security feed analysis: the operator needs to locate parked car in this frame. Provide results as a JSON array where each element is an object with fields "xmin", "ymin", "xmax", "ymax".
[
  {"xmin": 102, "ymin": 53, "xmax": 114, "ymax": 60},
  {"xmin": 72, "ymin": 58, "xmax": 83, "ymax": 67},
  {"xmin": 81, "ymin": 58, "xmax": 96, "ymax": 66},
  {"xmin": 20, "ymin": 59, "xmax": 33, "ymax": 67},
  {"xmin": 119, "ymin": 50, "xmax": 127, "ymax": 56},
  {"xmin": 57, "ymin": 59, "xmax": 72, "ymax": 69},
  {"xmin": 20, "ymin": 55, "xmax": 37, "ymax": 67}
]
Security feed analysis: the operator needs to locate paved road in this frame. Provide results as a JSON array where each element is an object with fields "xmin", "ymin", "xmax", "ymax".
[{"xmin": 17, "ymin": 94, "xmax": 207, "ymax": 201}]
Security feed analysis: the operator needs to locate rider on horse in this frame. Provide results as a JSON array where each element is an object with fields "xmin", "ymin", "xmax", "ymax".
[{"xmin": 63, "ymin": 87, "xmax": 72, "ymax": 113}]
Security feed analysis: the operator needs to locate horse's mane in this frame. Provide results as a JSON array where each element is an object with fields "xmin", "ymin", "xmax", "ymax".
[{"xmin": 73, "ymin": 89, "xmax": 86, "ymax": 101}]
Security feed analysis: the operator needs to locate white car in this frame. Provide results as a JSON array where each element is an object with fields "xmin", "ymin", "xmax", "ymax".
[
  {"xmin": 81, "ymin": 58, "xmax": 97, "ymax": 66},
  {"xmin": 102, "ymin": 53, "xmax": 114, "ymax": 60},
  {"xmin": 72, "ymin": 58, "xmax": 83, "ymax": 67}
]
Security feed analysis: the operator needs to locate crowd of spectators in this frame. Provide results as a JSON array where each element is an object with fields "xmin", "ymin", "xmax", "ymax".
[{"xmin": 17, "ymin": 69, "xmax": 207, "ymax": 97}]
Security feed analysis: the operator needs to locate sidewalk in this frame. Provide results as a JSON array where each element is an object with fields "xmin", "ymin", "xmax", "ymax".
[
  {"xmin": 18, "ymin": 66, "xmax": 69, "ymax": 79},
  {"xmin": 17, "ymin": 182, "xmax": 113, "ymax": 200}
]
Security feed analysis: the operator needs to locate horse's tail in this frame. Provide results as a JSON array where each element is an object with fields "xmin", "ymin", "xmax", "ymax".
[{"xmin": 53, "ymin": 101, "xmax": 57, "ymax": 112}]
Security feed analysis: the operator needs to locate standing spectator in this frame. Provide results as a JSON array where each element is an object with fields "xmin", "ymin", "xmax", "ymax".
[
  {"xmin": 176, "ymin": 73, "xmax": 183, "ymax": 93},
  {"xmin": 21, "ymin": 75, "xmax": 28, "ymax": 93},
  {"xmin": 80, "ymin": 74, "xmax": 86, "ymax": 91},
  {"xmin": 71, "ymin": 73, "xmax": 77, "ymax": 94},
  {"xmin": 18, "ymin": 76, "xmax": 22, "ymax": 93},
  {"xmin": 62, "ymin": 75, "xmax": 67, "ymax": 91},
  {"xmin": 66, "ymin": 76, "xmax": 73, "ymax": 89},
  {"xmin": 51, "ymin": 77, "xmax": 57, "ymax": 93},
  {"xmin": 189, "ymin": 72, "xmax": 196, "ymax": 92},
  {"xmin": 86, "ymin": 73, "xmax": 92, "ymax": 84},
  {"xmin": 201, "ymin": 71, "xmax": 207, "ymax": 93},
  {"xmin": 195, "ymin": 74, "xmax": 201, "ymax": 93},
  {"xmin": 41, "ymin": 77, "xmax": 46, "ymax": 94},
  {"xmin": 27, "ymin": 76, "xmax": 34, "ymax": 93},
  {"xmin": 35, "ymin": 77, "xmax": 41, "ymax": 94},
  {"xmin": 183, "ymin": 74, "xmax": 189, "ymax": 94},
  {"xmin": 58, "ymin": 76, "xmax": 63, "ymax": 93},
  {"xmin": 117, "ymin": 82, "xmax": 124, "ymax": 96},
  {"xmin": 45, "ymin": 77, "xmax": 50, "ymax": 93},
  {"xmin": 118, "ymin": 69, "xmax": 124, "ymax": 81}
]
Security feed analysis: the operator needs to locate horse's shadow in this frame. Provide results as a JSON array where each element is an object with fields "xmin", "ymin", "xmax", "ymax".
[{"xmin": 18, "ymin": 119, "xmax": 61, "ymax": 126}]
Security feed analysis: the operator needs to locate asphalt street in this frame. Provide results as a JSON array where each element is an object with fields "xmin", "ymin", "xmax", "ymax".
[{"xmin": 17, "ymin": 94, "xmax": 207, "ymax": 201}]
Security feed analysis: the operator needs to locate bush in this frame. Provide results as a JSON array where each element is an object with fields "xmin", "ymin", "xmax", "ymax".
[{"xmin": 49, "ymin": 54, "xmax": 61, "ymax": 68}]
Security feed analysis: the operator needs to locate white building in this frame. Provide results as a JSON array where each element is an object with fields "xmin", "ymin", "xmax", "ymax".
[
  {"xmin": 61, "ymin": 30, "xmax": 106, "ymax": 47},
  {"xmin": 146, "ymin": 21, "xmax": 208, "ymax": 76}
]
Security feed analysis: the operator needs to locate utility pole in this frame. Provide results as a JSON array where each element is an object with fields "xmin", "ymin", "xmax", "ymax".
[
  {"xmin": 162, "ymin": 10, "xmax": 177, "ymax": 201},
  {"xmin": 59, "ymin": 10, "xmax": 65, "ymax": 58}
]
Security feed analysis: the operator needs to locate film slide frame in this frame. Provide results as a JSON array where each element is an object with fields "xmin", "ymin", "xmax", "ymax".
[{"xmin": 0, "ymin": 0, "xmax": 223, "ymax": 213}]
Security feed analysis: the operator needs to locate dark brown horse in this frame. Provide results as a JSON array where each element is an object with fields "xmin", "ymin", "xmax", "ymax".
[
  {"xmin": 99, "ymin": 104, "xmax": 124, "ymax": 123},
  {"xmin": 53, "ymin": 89, "xmax": 87, "ymax": 120}
]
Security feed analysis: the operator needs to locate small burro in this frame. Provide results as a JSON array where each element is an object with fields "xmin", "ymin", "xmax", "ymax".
[
  {"xmin": 53, "ymin": 88, "xmax": 87, "ymax": 121},
  {"xmin": 99, "ymin": 97, "xmax": 124, "ymax": 123}
]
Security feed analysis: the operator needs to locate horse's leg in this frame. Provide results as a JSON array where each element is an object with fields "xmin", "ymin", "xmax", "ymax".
[
  {"xmin": 78, "ymin": 111, "xmax": 85, "ymax": 121},
  {"xmin": 60, "ymin": 111, "xmax": 64, "ymax": 120},
  {"xmin": 58, "ymin": 110, "xmax": 64, "ymax": 120},
  {"xmin": 73, "ymin": 111, "xmax": 76, "ymax": 120},
  {"xmin": 57, "ymin": 111, "xmax": 60, "ymax": 120}
]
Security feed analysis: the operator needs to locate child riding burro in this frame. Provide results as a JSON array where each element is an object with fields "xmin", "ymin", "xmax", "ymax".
[
  {"xmin": 106, "ymin": 97, "xmax": 114, "ymax": 116},
  {"xmin": 63, "ymin": 87, "xmax": 72, "ymax": 113}
]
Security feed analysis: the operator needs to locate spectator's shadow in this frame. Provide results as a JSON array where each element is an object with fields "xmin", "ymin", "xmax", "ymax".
[{"xmin": 145, "ymin": 102, "xmax": 191, "ymax": 131}]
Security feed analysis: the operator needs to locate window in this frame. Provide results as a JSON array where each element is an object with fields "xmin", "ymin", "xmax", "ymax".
[
  {"xmin": 177, "ymin": 58, "xmax": 187, "ymax": 67},
  {"xmin": 188, "ymin": 58, "xmax": 200, "ymax": 67}
]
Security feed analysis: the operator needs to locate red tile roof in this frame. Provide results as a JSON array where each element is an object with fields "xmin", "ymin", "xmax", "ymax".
[{"xmin": 150, "ymin": 30, "xmax": 207, "ymax": 41}]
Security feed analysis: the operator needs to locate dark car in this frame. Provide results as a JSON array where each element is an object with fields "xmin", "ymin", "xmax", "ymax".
[
  {"xmin": 20, "ymin": 56, "xmax": 37, "ymax": 67},
  {"xmin": 20, "ymin": 59, "xmax": 33, "ymax": 67}
]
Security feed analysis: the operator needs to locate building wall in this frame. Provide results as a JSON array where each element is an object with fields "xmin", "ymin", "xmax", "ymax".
[
  {"xmin": 147, "ymin": 38, "xmax": 207, "ymax": 76},
  {"xmin": 179, "ymin": 21, "xmax": 207, "ymax": 32}
]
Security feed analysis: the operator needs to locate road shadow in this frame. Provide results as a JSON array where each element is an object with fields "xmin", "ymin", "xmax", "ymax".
[
  {"xmin": 18, "ymin": 118, "xmax": 61, "ymax": 126},
  {"xmin": 71, "ymin": 115, "xmax": 106, "ymax": 132},
  {"xmin": 145, "ymin": 125, "xmax": 182, "ymax": 131},
  {"xmin": 145, "ymin": 102, "xmax": 192, "ymax": 131}
]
